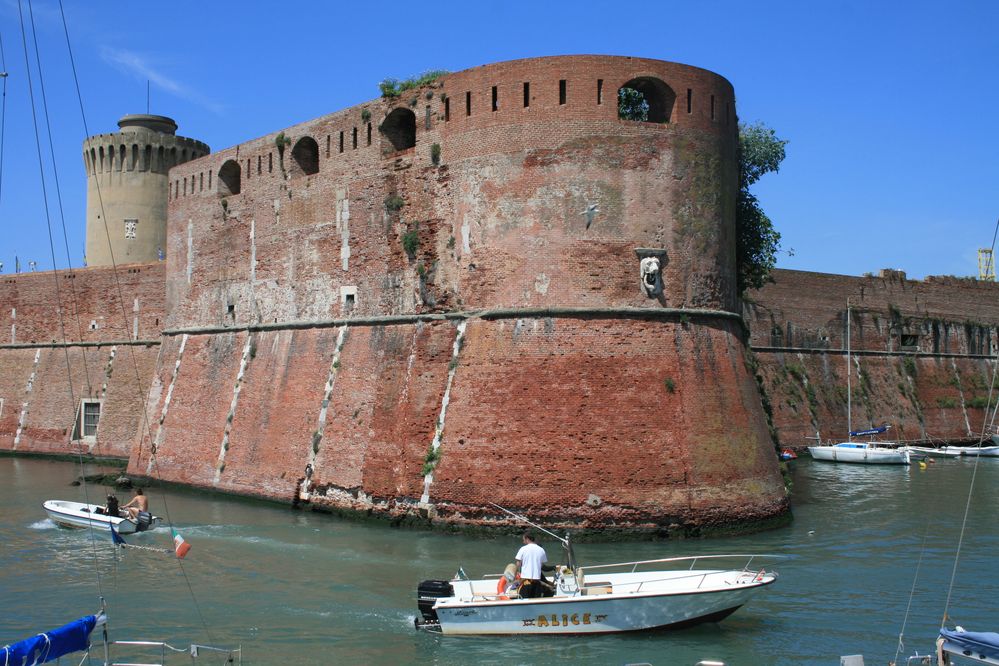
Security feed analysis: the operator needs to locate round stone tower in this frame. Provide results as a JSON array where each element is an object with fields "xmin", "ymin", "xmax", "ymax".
[{"xmin": 82, "ymin": 114, "xmax": 209, "ymax": 267}]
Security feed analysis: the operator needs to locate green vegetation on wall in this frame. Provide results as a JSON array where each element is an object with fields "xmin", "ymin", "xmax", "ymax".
[{"xmin": 379, "ymin": 70, "xmax": 449, "ymax": 98}]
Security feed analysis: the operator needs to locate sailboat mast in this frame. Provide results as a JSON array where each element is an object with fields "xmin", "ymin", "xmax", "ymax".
[{"xmin": 846, "ymin": 299, "xmax": 852, "ymax": 440}]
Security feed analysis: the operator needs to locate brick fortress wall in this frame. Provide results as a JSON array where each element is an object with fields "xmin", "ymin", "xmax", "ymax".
[
  {"xmin": 746, "ymin": 269, "xmax": 999, "ymax": 446},
  {"xmin": 134, "ymin": 55, "xmax": 788, "ymax": 533},
  {"xmin": 0, "ymin": 263, "xmax": 164, "ymax": 458}
]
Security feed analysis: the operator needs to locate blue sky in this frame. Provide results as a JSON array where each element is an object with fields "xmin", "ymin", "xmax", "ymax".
[{"xmin": 0, "ymin": 0, "xmax": 996, "ymax": 279}]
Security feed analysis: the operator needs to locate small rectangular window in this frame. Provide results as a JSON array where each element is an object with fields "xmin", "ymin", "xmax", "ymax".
[
  {"xmin": 208, "ymin": 171, "xmax": 212, "ymax": 189},
  {"xmin": 367, "ymin": 123, "xmax": 372, "ymax": 146},
  {"xmin": 710, "ymin": 94, "xmax": 715, "ymax": 121},
  {"xmin": 352, "ymin": 127, "xmax": 358, "ymax": 149},
  {"xmin": 426, "ymin": 106, "xmax": 432, "ymax": 130},
  {"xmin": 523, "ymin": 82, "xmax": 530, "ymax": 108},
  {"xmin": 597, "ymin": 79, "xmax": 603, "ymax": 105},
  {"xmin": 257, "ymin": 156, "xmax": 262, "ymax": 174},
  {"xmin": 465, "ymin": 91, "xmax": 471, "ymax": 116},
  {"xmin": 686, "ymin": 88, "xmax": 692, "ymax": 114},
  {"xmin": 559, "ymin": 79, "xmax": 566, "ymax": 105},
  {"xmin": 73, "ymin": 400, "xmax": 101, "ymax": 440},
  {"xmin": 268, "ymin": 153, "xmax": 273, "ymax": 172},
  {"xmin": 199, "ymin": 173, "xmax": 204, "ymax": 191},
  {"xmin": 339, "ymin": 131, "xmax": 345, "ymax": 153},
  {"xmin": 444, "ymin": 97, "xmax": 450, "ymax": 121},
  {"xmin": 492, "ymin": 86, "xmax": 498, "ymax": 112}
]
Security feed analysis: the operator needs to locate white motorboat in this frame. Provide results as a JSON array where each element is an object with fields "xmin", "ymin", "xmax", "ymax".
[
  {"xmin": 43, "ymin": 499, "xmax": 161, "ymax": 535},
  {"xmin": 940, "ymin": 445, "xmax": 999, "ymax": 457},
  {"xmin": 415, "ymin": 554, "xmax": 777, "ymax": 635},
  {"xmin": 902, "ymin": 446, "xmax": 963, "ymax": 459},
  {"xmin": 809, "ymin": 440, "xmax": 910, "ymax": 464}
]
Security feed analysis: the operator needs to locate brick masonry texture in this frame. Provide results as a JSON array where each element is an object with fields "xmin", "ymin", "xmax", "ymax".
[
  {"xmin": 14, "ymin": 56, "xmax": 998, "ymax": 534},
  {"xmin": 0, "ymin": 263, "xmax": 164, "ymax": 457}
]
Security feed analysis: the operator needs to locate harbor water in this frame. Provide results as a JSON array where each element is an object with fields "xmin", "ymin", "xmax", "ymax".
[{"xmin": 2, "ymin": 455, "xmax": 998, "ymax": 665}]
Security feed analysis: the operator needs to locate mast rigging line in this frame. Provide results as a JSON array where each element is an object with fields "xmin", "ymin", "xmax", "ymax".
[
  {"xmin": 26, "ymin": 0, "xmax": 94, "ymax": 397},
  {"xmin": 16, "ymin": 0, "xmax": 103, "ymax": 600},
  {"xmin": 940, "ymin": 213, "xmax": 999, "ymax": 629},
  {"xmin": 39, "ymin": 0, "xmax": 216, "ymax": 644}
]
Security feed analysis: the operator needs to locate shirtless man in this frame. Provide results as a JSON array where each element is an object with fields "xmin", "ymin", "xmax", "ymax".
[{"xmin": 121, "ymin": 488, "xmax": 148, "ymax": 520}]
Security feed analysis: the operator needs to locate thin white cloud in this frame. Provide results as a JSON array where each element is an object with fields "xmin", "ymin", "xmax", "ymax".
[{"xmin": 100, "ymin": 47, "xmax": 224, "ymax": 115}]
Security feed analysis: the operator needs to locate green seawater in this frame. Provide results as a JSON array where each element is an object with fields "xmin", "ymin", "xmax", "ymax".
[{"xmin": 2, "ymin": 455, "xmax": 998, "ymax": 665}]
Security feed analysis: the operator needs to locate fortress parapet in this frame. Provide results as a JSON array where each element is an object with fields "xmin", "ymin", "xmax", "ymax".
[{"xmin": 83, "ymin": 114, "xmax": 209, "ymax": 267}]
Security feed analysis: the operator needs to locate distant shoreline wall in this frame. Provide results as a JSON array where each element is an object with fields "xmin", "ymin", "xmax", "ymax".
[{"xmin": 746, "ymin": 268, "xmax": 999, "ymax": 446}]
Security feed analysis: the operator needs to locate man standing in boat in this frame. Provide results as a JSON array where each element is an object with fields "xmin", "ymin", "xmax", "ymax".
[
  {"xmin": 121, "ymin": 488, "xmax": 148, "ymax": 520},
  {"xmin": 515, "ymin": 531, "xmax": 547, "ymax": 599}
]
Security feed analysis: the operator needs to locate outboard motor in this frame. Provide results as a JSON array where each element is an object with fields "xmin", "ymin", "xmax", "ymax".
[
  {"xmin": 415, "ymin": 580, "xmax": 453, "ymax": 630},
  {"xmin": 135, "ymin": 511, "xmax": 153, "ymax": 532}
]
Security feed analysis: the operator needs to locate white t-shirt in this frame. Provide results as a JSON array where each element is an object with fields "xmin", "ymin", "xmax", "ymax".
[{"xmin": 516, "ymin": 542, "xmax": 547, "ymax": 580}]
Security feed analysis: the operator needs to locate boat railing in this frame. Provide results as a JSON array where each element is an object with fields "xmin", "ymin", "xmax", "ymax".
[
  {"xmin": 109, "ymin": 640, "xmax": 241, "ymax": 665},
  {"xmin": 577, "ymin": 553, "xmax": 782, "ymax": 576}
]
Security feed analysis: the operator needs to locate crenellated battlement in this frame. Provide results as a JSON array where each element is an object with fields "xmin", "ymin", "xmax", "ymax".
[
  {"xmin": 82, "ymin": 114, "xmax": 209, "ymax": 177},
  {"xmin": 83, "ymin": 114, "xmax": 209, "ymax": 268}
]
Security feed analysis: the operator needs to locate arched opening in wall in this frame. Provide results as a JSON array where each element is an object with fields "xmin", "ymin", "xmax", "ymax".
[
  {"xmin": 218, "ymin": 160, "xmax": 241, "ymax": 196},
  {"xmin": 379, "ymin": 108, "xmax": 416, "ymax": 153},
  {"xmin": 618, "ymin": 77, "xmax": 676, "ymax": 123},
  {"xmin": 290, "ymin": 136, "xmax": 319, "ymax": 177}
]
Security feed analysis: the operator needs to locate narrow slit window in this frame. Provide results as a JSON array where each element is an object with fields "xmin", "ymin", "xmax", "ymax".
[
  {"xmin": 559, "ymin": 79, "xmax": 566, "ymax": 105},
  {"xmin": 352, "ymin": 127, "xmax": 358, "ymax": 149},
  {"xmin": 339, "ymin": 131, "xmax": 344, "ymax": 153},
  {"xmin": 268, "ymin": 153, "xmax": 273, "ymax": 173},
  {"xmin": 710, "ymin": 94, "xmax": 715, "ymax": 120},
  {"xmin": 597, "ymin": 79, "xmax": 603, "ymax": 105},
  {"xmin": 426, "ymin": 106, "xmax": 432, "ymax": 130},
  {"xmin": 257, "ymin": 155, "xmax": 262, "ymax": 174},
  {"xmin": 367, "ymin": 123, "xmax": 372, "ymax": 146},
  {"xmin": 523, "ymin": 82, "xmax": 530, "ymax": 108},
  {"xmin": 687, "ymin": 89, "xmax": 692, "ymax": 114},
  {"xmin": 326, "ymin": 135, "xmax": 330, "ymax": 158},
  {"xmin": 492, "ymin": 86, "xmax": 498, "ymax": 112},
  {"xmin": 465, "ymin": 91, "xmax": 471, "ymax": 116},
  {"xmin": 444, "ymin": 97, "xmax": 450, "ymax": 121}
]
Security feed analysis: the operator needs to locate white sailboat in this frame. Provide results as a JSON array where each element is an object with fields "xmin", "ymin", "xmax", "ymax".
[{"xmin": 808, "ymin": 300, "xmax": 910, "ymax": 465}]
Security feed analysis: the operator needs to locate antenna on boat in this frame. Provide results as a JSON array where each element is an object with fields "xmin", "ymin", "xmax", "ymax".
[
  {"xmin": 489, "ymin": 503, "xmax": 565, "ymax": 545},
  {"xmin": 489, "ymin": 503, "xmax": 577, "ymax": 571}
]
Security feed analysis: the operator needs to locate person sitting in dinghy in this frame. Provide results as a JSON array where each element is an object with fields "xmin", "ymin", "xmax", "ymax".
[
  {"xmin": 122, "ymin": 488, "xmax": 148, "ymax": 520},
  {"xmin": 104, "ymin": 493, "xmax": 120, "ymax": 517}
]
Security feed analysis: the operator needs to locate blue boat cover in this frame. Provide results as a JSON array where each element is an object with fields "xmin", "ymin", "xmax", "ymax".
[
  {"xmin": 941, "ymin": 628, "xmax": 999, "ymax": 660},
  {"xmin": 850, "ymin": 425, "xmax": 889, "ymax": 436},
  {"xmin": 1, "ymin": 614, "xmax": 97, "ymax": 664}
]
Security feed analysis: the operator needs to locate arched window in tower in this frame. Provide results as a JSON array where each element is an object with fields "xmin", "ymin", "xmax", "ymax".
[
  {"xmin": 290, "ymin": 136, "xmax": 320, "ymax": 177},
  {"xmin": 617, "ymin": 77, "xmax": 676, "ymax": 123},
  {"xmin": 218, "ymin": 160, "xmax": 242, "ymax": 196},
  {"xmin": 379, "ymin": 108, "xmax": 416, "ymax": 152}
]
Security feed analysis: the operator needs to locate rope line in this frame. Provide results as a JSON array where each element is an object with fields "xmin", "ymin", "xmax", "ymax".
[
  {"xmin": 57, "ymin": 0, "xmax": 215, "ymax": 644},
  {"xmin": 16, "ymin": 0, "xmax": 102, "ymax": 600},
  {"xmin": 940, "ymin": 214, "xmax": 999, "ymax": 628}
]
